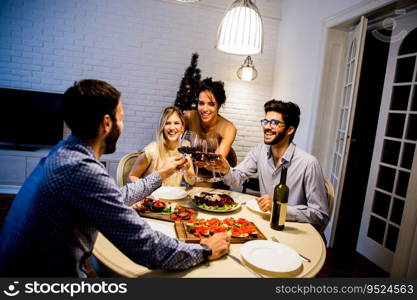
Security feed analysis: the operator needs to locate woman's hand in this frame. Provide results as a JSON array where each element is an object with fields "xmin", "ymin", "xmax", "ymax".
[{"xmin": 183, "ymin": 156, "xmax": 196, "ymax": 185}]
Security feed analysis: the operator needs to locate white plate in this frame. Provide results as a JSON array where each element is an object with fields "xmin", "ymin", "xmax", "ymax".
[
  {"xmin": 246, "ymin": 199, "xmax": 270, "ymax": 215},
  {"xmin": 152, "ymin": 186, "xmax": 188, "ymax": 200},
  {"xmin": 241, "ymin": 240, "xmax": 302, "ymax": 274},
  {"xmin": 147, "ymin": 220, "xmax": 175, "ymax": 238}
]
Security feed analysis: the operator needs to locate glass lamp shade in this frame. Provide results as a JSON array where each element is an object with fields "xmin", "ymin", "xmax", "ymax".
[
  {"xmin": 217, "ymin": 0, "xmax": 263, "ymax": 55},
  {"xmin": 237, "ymin": 56, "xmax": 258, "ymax": 81}
]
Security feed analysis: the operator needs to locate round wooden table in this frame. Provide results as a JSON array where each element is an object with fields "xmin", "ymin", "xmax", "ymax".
[{"xmin": 93, "ymin": 187, "xmax": 326, "ymax": 277}]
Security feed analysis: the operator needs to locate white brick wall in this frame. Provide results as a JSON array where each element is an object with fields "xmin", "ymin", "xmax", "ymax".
[{"xmin": 0, "ymin": 0, "xmax": 280, "ymax": 162}]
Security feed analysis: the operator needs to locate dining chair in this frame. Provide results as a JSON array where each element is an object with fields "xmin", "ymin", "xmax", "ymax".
[
  {"xmin": 116, "ymin": 152, "xmax": 140, "ymax": 187},
  {"xmin": 320, "ymin": 179, "xmax": 335, "ymax": 234},
  {"xmin": 242, "ymin": 177, "xmax": 260, "ymax": 196}
]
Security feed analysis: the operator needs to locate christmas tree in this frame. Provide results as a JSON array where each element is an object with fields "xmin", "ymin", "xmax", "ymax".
[{"xmin": 174, "ymin": 52, "xmax": 201, "ymax": 111}]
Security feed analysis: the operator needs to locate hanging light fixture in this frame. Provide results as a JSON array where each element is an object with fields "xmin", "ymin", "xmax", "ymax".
[
  {"xmin": 237, "ymin": 56, "xmax": 257, "ymax": 81},
  {"xmin": 216, "ymin": 0, "xmax": 263, "ymax": 55}
]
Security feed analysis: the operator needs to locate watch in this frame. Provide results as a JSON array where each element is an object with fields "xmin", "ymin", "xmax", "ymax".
[{"xmin": 200, "ymin": 243, "xmax": 212, "ymax": 261}]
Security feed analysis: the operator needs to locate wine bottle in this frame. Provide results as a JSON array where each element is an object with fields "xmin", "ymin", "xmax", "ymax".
[{"xmin": 270, "ymin": 167, "xmax": 289, "ymax": 231}]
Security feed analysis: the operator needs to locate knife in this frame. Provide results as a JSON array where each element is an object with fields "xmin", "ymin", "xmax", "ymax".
[
  {"xmin": 228, "ymin": 254, "xmax": 264, "ymax": 278},
  {"xmin": 271, "ymin": 236, "xmax": 311, "ymax": 262}
]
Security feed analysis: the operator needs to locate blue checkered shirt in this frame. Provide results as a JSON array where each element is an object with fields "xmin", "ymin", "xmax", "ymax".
[{"xmin": 0, "ymin": 136, "xmax": 205, "ymax": 277}]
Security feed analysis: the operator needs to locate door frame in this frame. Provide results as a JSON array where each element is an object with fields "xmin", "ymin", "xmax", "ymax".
[
  {"xmin": 310, "ymin": 0, "xmax": 396, "ymax": 246},
  {"xmin": 355, "ymin": 9, "xmax": 417, "ymax": 277}
]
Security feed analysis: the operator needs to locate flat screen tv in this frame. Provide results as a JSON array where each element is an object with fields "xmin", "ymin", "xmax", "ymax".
[{"xmin": 0, "ymin": 88, "xmax": 64, "ymax": 151}]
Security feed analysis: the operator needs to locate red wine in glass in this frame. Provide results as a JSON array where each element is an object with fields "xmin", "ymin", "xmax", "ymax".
[
  {"xmin": 192, "ymin": 151, "xmax": 207, "ymax": 162},
  {"xmin": 178, "ymin": 146, "xmax": 196, "ymax": 155}
]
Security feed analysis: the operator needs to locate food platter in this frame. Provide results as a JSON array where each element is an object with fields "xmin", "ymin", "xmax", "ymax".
[
  {"xmin": 175, "ymin": 217, "xmax": 267, "ymax": 243},
  {"xmin": 133, "ymin": 197, "xmax": 197, "ymax": 222},
  {"xmin": 191, "ymin": 192, "xmax": 241, "ymax": 213}
]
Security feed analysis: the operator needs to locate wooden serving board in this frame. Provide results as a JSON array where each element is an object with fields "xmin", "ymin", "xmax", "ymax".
[
  {"xmin": 137, "ymin": 211, "xmax": 198, "ymax": 223},
  {"xmin": 174, "ymin": 221, "xmax": 267, "ymax": 243}
]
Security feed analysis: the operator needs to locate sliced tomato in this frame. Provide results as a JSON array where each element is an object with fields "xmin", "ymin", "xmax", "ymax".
[
  {"xmin": 236, "ymin": 218, "xmax": 250, "ymax": 225},
  {"xmin": 209, "ymin": 225, "xmax": 227, "ymax": 234},
  {"xmin": 208, "ymin": 218, "xmax": 222, "ymax": 226},
  {"xmin": 223, "ymin": 217, "xmax": 236, "ymax": 227},
  {"xmin": 194, "ymin": 225, "xmax": 210, "ymax": 237},
  {"xmin": 231, "ymin": 227, "xmax": 248, "ymax": 238}
]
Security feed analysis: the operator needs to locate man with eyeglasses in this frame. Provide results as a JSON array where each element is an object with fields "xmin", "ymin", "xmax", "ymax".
[{"xmin": 211, "ymin": 100, "xmax": 328, "ymax": 228}]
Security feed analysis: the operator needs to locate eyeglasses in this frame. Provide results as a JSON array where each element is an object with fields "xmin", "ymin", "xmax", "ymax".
[{"xmin": 260, "ymin": 119, "xmax": 285, "ymax": 128}]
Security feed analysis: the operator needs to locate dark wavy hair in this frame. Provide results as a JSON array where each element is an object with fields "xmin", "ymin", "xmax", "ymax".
[
  {"xmin": 63, "ymin": 79, "xmax": 121, "ymax": 140},
  {"xmin": 264, "ymin": 100, "xmax": 301, "ymax": 142},
  {"xmin": 198, "ymin": 77, "xmax": 226, "ymax": 107}
]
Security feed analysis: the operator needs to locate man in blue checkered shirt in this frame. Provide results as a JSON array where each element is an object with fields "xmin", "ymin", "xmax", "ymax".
[{"xmin": 0, "ymin": 79, "xmax": 230, "ymax": 277}]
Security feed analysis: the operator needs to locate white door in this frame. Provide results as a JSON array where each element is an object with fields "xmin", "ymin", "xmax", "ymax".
[
  {"xmin": 357, "ymin": 11, "xmax": 417, "ymax": 275},
  {"xmin": 326, "ymin": 17, "xmax": 368, "ymax": 245}
]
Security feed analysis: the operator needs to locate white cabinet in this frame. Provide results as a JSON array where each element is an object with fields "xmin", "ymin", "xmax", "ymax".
[
  {"xmin": 26, "ymin": 157, "xmax": 42, "ymax": 177},
  {"xmin": 0, "ymin": 155, "xmax": 26, "ymax": 185},
  {"xmin": 0, "ymin": 149, "xmax": 124, "ymax": 187}
]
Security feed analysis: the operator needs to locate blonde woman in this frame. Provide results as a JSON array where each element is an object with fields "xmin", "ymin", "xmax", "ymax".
[{"xmin": 129, "ymin": 106, "xmax": 195, "ymax": 186}]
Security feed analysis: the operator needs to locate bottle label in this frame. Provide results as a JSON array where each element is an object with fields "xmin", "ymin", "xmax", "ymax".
[{"xmin": 278, "ymin": 203, "xmax": 287, "ymax": 226}]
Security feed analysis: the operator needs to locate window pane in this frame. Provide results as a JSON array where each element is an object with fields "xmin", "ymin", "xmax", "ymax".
[
  {"xmin": 390, "ymin": 198, "xmax": 404, "ymax": 226},
  {"xmin": 401, "ymin": 143, "xmax": 415, "ymax": 169},
  {"xmin": 344, "ymin": 64, "xmax": 350, "ymax": 86},
  {"xmin": 342, "ymin": 109, "xmax": 348, "ymax": 130},
  {"xmin": 394, "ymin": 56, "xmax": 415, "ymax": 83},
  {"xmin": 385, "ymin": 225, "xmax": 399, "ymax": 252},
  {"xmin": 339, "ymin": 109, "xmax": 345, "ymax": 130},
  {"xmin": 412, "ymin": 88, "xmax": 417, "ymax": 111},
  {"xmin": 406, "ymin": 114, "xmax": 417, "ymax": 140},
  {"xmin": 332, "ymin": 153, "xmax": 338, "ymax": 174},
  {"xmin": 390, "ymin": 85, "xmax": 410, "ymax": 111},
  {"xmin": 368, "ymin": 216, "xmax": 386, "ymax": 245},
  {"xmin": 396, "ymin": 170, "xmax": 410, "ymax": 197},
  {"xmin": 381, "ymin": 139, "xmax": 401, "ymax": 165},
  {"xmin": 399, "ymin": 28, "xmax": 417, "ymax": 55},
  {"xmin": 336, "ymin": 155, "xmax": 342, "ymax": 172},
  {"xmin": 386, "ymin": 113, "xmax": 405, "ymax": 138},
  {"xmin": 337, "ymin": 132, "xmax": 344, "ymax": 154},
  {"xmin": 372, "ymin": 191, "xmax": 391, "ymax": 218},
  {"xmin": 349, "ymin": 59, "xmax": 355, "ymax": 83},
  {"xmin": 376, "ymin": 165, "xmax": 396, "ymax": 192},
  {"xmin": 350, "ymin": 39, "xmax": 357, "ymax": 60}
]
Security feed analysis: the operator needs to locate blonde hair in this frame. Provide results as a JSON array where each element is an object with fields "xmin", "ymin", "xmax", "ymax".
[{"xmin": 154, "ymin": 106, "xmax": 185, "ymax": 163}]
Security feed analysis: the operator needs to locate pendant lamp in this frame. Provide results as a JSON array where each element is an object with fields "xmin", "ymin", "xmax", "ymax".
[
  {"xmin": 237, "ymin": 56, "xmax": 257, "ymax": 81},
  {"xmin": 216, "ymin": 0, "xmax": 263, "ymax": 55}
]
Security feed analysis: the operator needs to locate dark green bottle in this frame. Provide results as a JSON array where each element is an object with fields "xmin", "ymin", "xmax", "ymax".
[{"xmin": 270, "ymin": 167, "xmax": 289, "ymax": 231}]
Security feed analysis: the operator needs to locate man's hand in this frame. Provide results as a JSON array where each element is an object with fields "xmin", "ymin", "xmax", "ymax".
[
  {"xmin": 256, "ymin": 194, "xmax": 273, "ymax": 212},
  {"xmin": 200, "ymin": 232, "xmax": 230, "ymax": 261},
  {"xmin": 157, "ymin": 156, "xmax": 187, "ymax": 180},
  {"xmin": 204, "ymin": 155, "xmax": 230, "ymax": 174}
]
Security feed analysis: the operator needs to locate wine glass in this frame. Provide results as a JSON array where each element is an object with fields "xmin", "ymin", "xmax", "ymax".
[
  {"xmin": 191, "ymin": 135, "xmax": 207, "ymax": 182},
  {"xmin": 177, "ymin": 130, "xmax": 197, "ymax": 175},
  {"xmin": 205, "ymin": 136, "xmax": 222, "ymax": 183}
]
